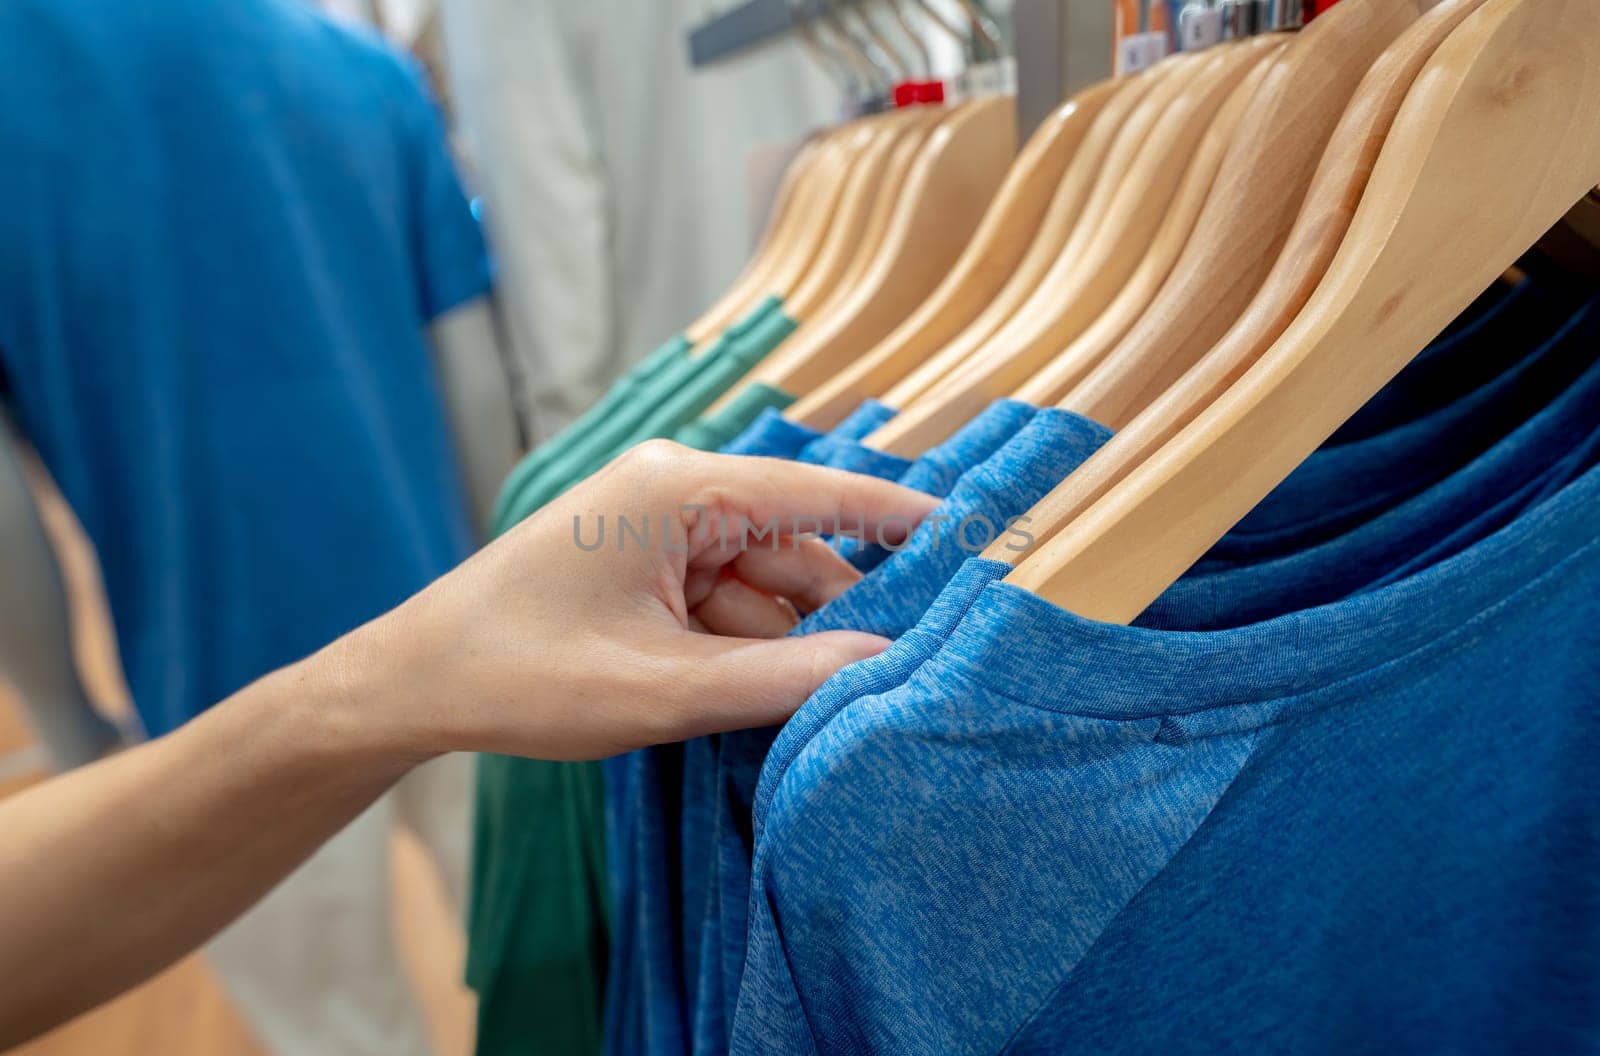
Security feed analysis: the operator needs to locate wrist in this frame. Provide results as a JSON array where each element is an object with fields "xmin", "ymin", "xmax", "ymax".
[{"xmin": 283, "ymin": 619, "xmax": 445, "ymax": 772}]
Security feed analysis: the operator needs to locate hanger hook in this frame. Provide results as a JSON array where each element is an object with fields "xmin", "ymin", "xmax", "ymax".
[
  {"xmin": 882, "ymin": 0, "xmax": 933, "ymax": 80},
  {"xmin": 915, "ymin": 0, "xmax": 972, "ymax": 66},
  {"xmin": 820, "ymin": 0, "xmax": 896, "ymax": 92},
  {"xmin": 841, "ymin": 0, "xmax": 914, "ymax": 83},
  {"xmin": 789, "ymin": 0, "xmax": 864, "ymax": 102},
  {"xmin": 816, "ymin": 0, "xmax": 889, "ymax": 97},
  {"xmin": 951, "ymin": 0, "xmax": 1003, "ymax": 61}
]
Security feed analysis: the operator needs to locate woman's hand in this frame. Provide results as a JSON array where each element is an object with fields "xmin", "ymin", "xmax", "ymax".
[
  {"xmin": 0, "ymin": 443, "xmax": 934, "ymax": 1048},
  {"xmin": 360, "ymin": 440, "xmax": 938, "ymax": 760}
]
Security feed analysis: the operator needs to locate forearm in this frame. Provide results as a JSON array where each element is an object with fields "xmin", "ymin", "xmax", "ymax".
[{"xmin": 0, "ymin": 629, "xmax": 424, "ymax": 1049}]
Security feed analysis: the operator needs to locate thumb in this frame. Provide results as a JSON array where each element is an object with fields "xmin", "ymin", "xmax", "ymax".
[{"xmin": 663, "ymin": 631, "xmax": 891, "ymax": 741}]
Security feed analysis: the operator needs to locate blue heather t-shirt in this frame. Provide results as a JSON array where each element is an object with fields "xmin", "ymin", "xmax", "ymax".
[
  {"xmin": 734, "ymin": 461, "xmax": 1600, "ymax": 1055},
  {"xmin": 1209, "ymin": 280, "xmax": 1587, "ymax": 560},
  {"xmin": 681, "ymin": 411, "xmax": 1112, "ymax": 1054},
  {"xmin": 603, "ymin": 405, "xmax": 906, "ymax": 1056},
  {"xmin": 837, "ymin": 398, "xmax": 1038, "ymax": 570},
  {"xmin": 1146, "ymin": 318, "xmax": 1600, "ymax": 630},
  {"xmin": 0, "ymin": 0, "xmax": 486, "ymax": 735},
  {"xmin": 693, "ymin": 317, "xmax": 1600, "ymax": 1051},
  {"xmin": 721, "ymin": 408, "xmax": 820, "ymax": 460},
  {"xmin": 1326, "ymin": 275, "xmax": 1565, "ymax": 445}
]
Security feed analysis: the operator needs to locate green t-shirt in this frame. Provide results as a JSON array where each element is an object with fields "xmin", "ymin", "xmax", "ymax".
[
  {"xmin": 489, "ymin": 334, "xmax": 692, "ymax": 533},
  {"xmin": 469, "ymin": 297, "xmax": 797, "ymax": 1056},
  {"xmin": 675, "ymin": 380, "xmax": 798, "ymax": 451}
]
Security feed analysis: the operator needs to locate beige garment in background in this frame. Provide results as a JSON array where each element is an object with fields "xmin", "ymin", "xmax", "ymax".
[
  {"xmin": 436, "ymin": 0, "xmax": 841, "ymax": 440},
  {"xmin": 208, "ymin": 753, "xmax": 473, "ymax": 1056}
]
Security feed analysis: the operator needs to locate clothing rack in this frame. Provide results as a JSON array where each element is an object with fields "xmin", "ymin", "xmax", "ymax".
[
  {"xmin": 685, "ymin": 1, "xmax": 1114, "ymax": 140},
  {"xmin": 687, "ymin": 0, "xmax": 827, "ymax": 69}
]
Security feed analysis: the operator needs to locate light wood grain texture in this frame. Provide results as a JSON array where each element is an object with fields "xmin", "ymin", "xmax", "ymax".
[
  {"xmin": 1010, "ymin": 0, "xmax": 1600, "ymax": 621},
  {"xmin": 785, "ymin": 109, "xmax": 946, "ymax": 323},
  {"xmin": 776, "ymin": 109, "xmax": 945, "ymax": 323},
  {"xmin": 728, "ymin": 95, "xmax": 1019, "ymax": 401},
  {"xmin": 1060, "ymin": 0, "xmax": 1429, "ymax": 427},
  {"xmin": 989, "ymin": 0, "xmax": 1480, "ymax": 571},
  {"xmin": 875, "ymin": 67, "xmax": 1168, "ymax": 415},
  {"xmin": 682, "ymin": 136, "xmax": 821, "ymax": 344},
  {"xmin": 861, "ymin": 52, "xmax": 1209, "ymax": 452},
  {"xmin": 685, "ymin": 126, "xmax": 861, "ymax": 351},
  {"xmin": 786, "ymin": 79, "xmax": 1123, "ymax": 430},
  {"xmin": 866, "ymin": 39, "xmax": 1279, "ymax": 456},
  {"xmin": 1012, "ymin": 42, "xmax": 1284, "ymax": 406}
]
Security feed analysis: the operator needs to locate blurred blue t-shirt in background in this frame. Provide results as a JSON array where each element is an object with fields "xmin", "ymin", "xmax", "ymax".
[{"xmin": 0, "ymin": 0, "xmax": 492, "ymax": 735}]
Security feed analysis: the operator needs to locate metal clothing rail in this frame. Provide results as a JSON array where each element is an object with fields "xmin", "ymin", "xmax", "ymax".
[{"xmin": 687, "ymin": 0, "xmax": 827, "ymax": 68}]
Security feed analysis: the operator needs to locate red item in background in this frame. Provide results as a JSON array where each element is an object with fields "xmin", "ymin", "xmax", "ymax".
[
  {"xmin": 1310, "ymin": 0, "xmax": 1342, "ymax": 16},
  {"xmin": 893, "ymin": 80, "xmax": 946, "ymax": 107}
]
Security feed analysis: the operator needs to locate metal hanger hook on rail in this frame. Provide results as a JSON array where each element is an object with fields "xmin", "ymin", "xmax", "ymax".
[
  {"xmin": 789, "ymin": 0, "xmax": 867, "ymax": 103},
  {"xmin": 836, "ymin": 0, "xmax": 915, "ymax": 84},
  {"xmin": 880, "ymin": 0, "xmax": 934, "ymax": 80},
  {"xmin": 814, "ymin": 0, "xmax": 893, "ymax": 96},
  {"xmin": 951, "ymin": 0, "xmax": 1003, "ymax": 61}
]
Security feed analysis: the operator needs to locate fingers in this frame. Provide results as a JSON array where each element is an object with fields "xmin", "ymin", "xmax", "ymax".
[
  {"xmin": 724, "ymin": 538, "xmax": 863, "ymax": 614},
  {"xmin": 672, "ymin": 449, "xmax": 938, "ymax": 551},
  {"xmin": 693, "ymin": 574, "xmax": 799, "ymax": 639},
  {"xmin": 692, "ymin": 539, "xmax": 863, "ymax": 638},
  {"xmin": 659, "ymin": 631, "xmax": 891, "ymax": 740}
]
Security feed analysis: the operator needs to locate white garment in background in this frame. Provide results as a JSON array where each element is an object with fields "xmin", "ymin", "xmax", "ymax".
[
  {"xmin": 437, "ymin": 0, "xmax": 841, "ymax": 439},
  {"xmin": 209, "ymin": 753, "xmax": 472, "ymax": 1056}
]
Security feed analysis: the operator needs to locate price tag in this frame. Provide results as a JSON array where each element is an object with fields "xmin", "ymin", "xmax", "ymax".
[
  {"xmin": 1117, "ymin": 31, "xmax": 1171, "ymax": 75},
  {"xmin": 963, "ymin": 56, "xmax": 1019, "ymax": 98},
  {"xmin": 1179, "ymin": 6, "xmax": 1225, "ymax": 50}
]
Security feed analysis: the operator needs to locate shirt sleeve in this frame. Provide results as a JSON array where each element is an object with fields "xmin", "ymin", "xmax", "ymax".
[{"xmin": 395, "ymin": 54, "xmax": 495, "ymax": 322}]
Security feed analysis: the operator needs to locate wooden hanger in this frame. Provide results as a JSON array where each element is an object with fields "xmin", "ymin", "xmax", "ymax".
[
  {"xmin": 687, "ymin": 110, "xmax": 921, "ymax": 354},
  {"xmin": 989, "ymin": 0, "xmax": 1477, "ymax": 573},
  {"xmin": 682, "ymin": 135, "xmax": 824, "ymax": 345},
  {"xmin": 1056, "ymin": 0, "xmax": 1430, "ymax": 426},
  {"xmin": 1007, "ymin": 0, "xmax": 1600, "ymax": 622},
  {"xmin": 769, "ymin": 107, "xmax": 947, "ymax": 325},
  {"xmin": 868, "ymin": 37, "xmax": 1279, "ymax": 457},
  {"xmin": 870, "ymin": 63, "xmax": 1174, "ymax": 418},
  {"xmin": 1011, "ymin": 41, "xmax": 1286, "ymax": 407},
  {"xmin": 715, "ymin": 93, "xmax": 1019, "ymax": 404},
  {"xmin": 784, "ymin": 77, "xmax": 1125, "ymax": 430}
]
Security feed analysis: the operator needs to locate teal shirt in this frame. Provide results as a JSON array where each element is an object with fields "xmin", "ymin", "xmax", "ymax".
[
  {"xmin": 490, "ymin": 334, "xmax": 692, "ymax": 533},
  {"xmin": 676, "ymin": 381, "xmax": 799, "ymax": 451}
]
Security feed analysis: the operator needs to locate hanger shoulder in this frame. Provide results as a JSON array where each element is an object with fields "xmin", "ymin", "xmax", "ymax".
[
  {"xmin": 1013, "ymin": 41, "xmax": 1286, "ymax": 407},
  {"xmin": 758, "ymin": 119, "xmax": 902, "ymax": 304},
  {"xmin": 682, "ymin": 136, "xmax": 821, "ymax": 345},
  {"xmin": 1056, "ymin": 0, "xmax": 1429, "ymax": 427},
  {"xmin": 786, "ymin": 79, "xmax": 1124, "ymax": 431},
  {"xmin": 781, "ymin": 110, "xmax": 943, "ymax": 322},
  {"xmin": 990, "ymin": 0, "xmax": 1493, "ymax": 567},
  {"xmin": 876, "ymin": 67, "xmax": 1168, "ymax": 415},
  {"xmin": 1010, "ymin": 0, "xmax": 1600, "ymax": 623},
  {"xmin": 804, "ymin": 110, "xmax": 948, "ymax": 318},
  {"xmin": 749, "ymin": 96, "xmax": 1019, "ymax": 400},
  {"xmin": 870, "ymin": 40, "xmax": 1273, "ymax": 457}
]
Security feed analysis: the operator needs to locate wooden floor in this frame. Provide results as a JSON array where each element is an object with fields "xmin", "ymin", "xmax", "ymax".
[{"xmin": 0, "ymin": 456, "xmax": 474, "ymax": 1055}]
